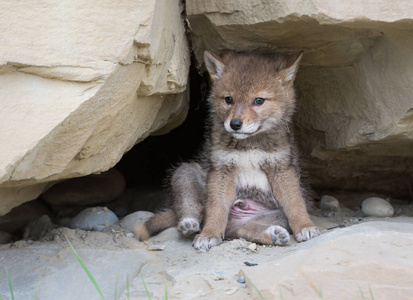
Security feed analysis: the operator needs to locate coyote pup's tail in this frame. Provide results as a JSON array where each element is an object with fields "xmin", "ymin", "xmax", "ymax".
[{"xmin": 134, "ymin": 209, "xmax": 177, "ymax": 241}]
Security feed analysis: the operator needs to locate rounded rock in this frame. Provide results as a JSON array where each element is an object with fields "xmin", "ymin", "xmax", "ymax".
[
  {"xmin": 237, "ymin": 276, "xmax": 246, "ymax": 284},
  {"xmin": 120, "ymin": 211, "xmax": 154, "ymax": 232},
  {"xmin": 70, "ymin": 207, "xmax": 119, "ymax": 231},
  {"xmin": 42, "ymin": 169, "xmax": 126, "ymax": 207},
  {"xmin": 0, "ymin": 230, "xmax": 13, "ymax": 244},
  {"xmin": 362, "ymin": 197, "xmax": 394, "ymax": 217},
  {"xmin": 320, "ymin": 195, "xmax": 340, "ymax": 212}
]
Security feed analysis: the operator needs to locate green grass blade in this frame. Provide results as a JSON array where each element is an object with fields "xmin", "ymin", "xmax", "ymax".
[
  {"xmin": 0, "ymin": 293, "xmax": 3, "ymax": 300},
  {"xmin": 164, "ymin": 275, "xmax": 168, "ymax": 300},
  {"xmin": 5, "ymin": 268, "xmax": 14, "ymax": 300},
  {"xmin": 359, "ymin": 286, "xmax": 365, "ymax": 300},
  {"xmin": 278, "ymin": 286, "xmax": 283, "ymax": 300},
  {"xmin": 114, "ymin": 274, "xmax": 119, "ymax": 300},
  {"xmin": 126, "ymin": 275, "xmax": 130, "ymax": 300},
  {"xmin": 65, "ymin": 236, "xmax": 104, "ymax": 300},
  {"xmin": 247, "ymin": 278, "xmax": 265, "ymax": 300},
  {"xmin": 368, "ymin": 285, "xmax": 375, "ymax": 300},
  {"xmin": 318, "ymin": 287, "xmax": 323, "ymax": 300},
  {"xmin": 140, "ymin": 272, "xmax": 151, "ymax": 300}
]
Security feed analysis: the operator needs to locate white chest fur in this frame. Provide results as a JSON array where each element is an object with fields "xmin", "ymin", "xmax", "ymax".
[
  {"xmin": 211, "ymin": 149, "xmax": 290, "ymax": 191},
  {"xmin": 236, "ymin": 167, "xmax": 270, "ymax": 191}
]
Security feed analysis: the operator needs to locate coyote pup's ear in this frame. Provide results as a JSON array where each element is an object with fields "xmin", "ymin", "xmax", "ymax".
[
  {"xmin": 204, "ymin": 50, "xmax": 225, "ymax": 81},
  {"xmin": 279, "ymin": 52, "xmax": 303, "ymax": 83}
]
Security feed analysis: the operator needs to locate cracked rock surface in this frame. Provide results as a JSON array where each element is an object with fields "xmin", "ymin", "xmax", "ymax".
[{"xmin": 0, "ymin": 0, "xmax": 190, "ymax": 215}]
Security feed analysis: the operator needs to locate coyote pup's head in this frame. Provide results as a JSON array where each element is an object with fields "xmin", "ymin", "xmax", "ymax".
[{"xmin": 204, "ymin": 50, "xmax": 303, "ymax": 139}]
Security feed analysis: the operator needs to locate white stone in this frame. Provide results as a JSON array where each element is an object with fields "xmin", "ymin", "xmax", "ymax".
[
  {"xmin": 120, "ymin": 211, "xmax": 155, "ymax": 232},
  {"xmin": 0, "ymin": 0, "xmax": 190, "ymax": 215},
  {"xmin": 147, "ymin": 244, "xmax": 166, "ymax": 251},
  {"xmin": 70, "ymin": 207, "xmax": 119, "ymax": 231},
  {"xmin": 247, "ymin": 243, "xmax": 257, "ymax": 251},
  {"xmin": 362, "ymin": 197, "xmax": 394, "ymax": 217}
]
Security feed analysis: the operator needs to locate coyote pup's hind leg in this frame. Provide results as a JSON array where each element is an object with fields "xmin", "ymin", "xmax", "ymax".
[
  {"xmin": 226, "ymin": 210, "xmax": 290, "ymax": 246},
  {"xmin": 177, "ymin": 217, "xmax": 201, "ymax": 237},
  {"xmin": 267, "ymin": 225, "xmax": 290, "ymax": 246},
  {"xmin": 171, "ymin": 162, "xmax": 206, "ymax": 237}
]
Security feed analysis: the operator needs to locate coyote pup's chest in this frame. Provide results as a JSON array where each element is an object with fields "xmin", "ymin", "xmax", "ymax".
[{"xmin": 211, "ymin": 149, "xmax": 290, "ymax": 191}]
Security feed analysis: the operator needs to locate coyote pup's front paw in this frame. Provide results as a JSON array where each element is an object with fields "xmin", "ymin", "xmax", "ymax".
[
  {"xmin": 295, "ymin": 226, "xmax": 321, "ymax": 242},
  {"xmin": 177, "ymin": 218, "xmax": 201, "ymax": 237},
  {"xmin": 192, "ymin": 234, "xmax": 222, "ymax": 251}
]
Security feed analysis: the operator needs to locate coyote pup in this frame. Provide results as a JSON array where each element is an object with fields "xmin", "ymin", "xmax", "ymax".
[{"xmin": 138, "ymin": 50, "xmax": 321, "ymax": 251}]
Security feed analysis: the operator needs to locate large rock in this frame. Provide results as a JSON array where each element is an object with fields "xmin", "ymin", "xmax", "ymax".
[
  {"xmin": 0, "ymin": 0, "xmax": 190, "ymax": 215},
  {"xmin": 241, "ymin": 221, "xmax": 413, "ymax": 299},
  {"xmin": 186, "ymin": 0, "xmax": 413, "ymax": 198},
  {"xmin": 0, "ymin": 228, "xmax": 149, "ymax": 300},
  {"xmin": 41, "ymin": 169, "xmax": 126, "ymax": 207}
]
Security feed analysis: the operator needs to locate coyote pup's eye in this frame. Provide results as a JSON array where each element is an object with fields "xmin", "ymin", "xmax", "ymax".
[
  {"xmin": 254, "ymin": 97, "xmax": 265, "ymax": 105},
  {"xmin": 225, "ymin": 96, "xmax": 233, "ymax": 104}
]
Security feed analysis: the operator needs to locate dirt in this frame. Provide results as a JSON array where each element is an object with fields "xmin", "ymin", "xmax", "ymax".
[{"xmin": 1, "ymin": 202, "xmax": 413, "ymax": 300}]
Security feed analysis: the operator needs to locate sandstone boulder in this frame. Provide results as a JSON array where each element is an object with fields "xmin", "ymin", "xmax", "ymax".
[
  {"xmin": 186, "ymin": 0, "xmax": 413, "ymax": 198},
  {"xmin": 241, "ymin": 221, "xmax": 413, "ymax": 299},
  {"xmin": 0, "ymin": 0, "xmax": 190, "ymax": 215}
]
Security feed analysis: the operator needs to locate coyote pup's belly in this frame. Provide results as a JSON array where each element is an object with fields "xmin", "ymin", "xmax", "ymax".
[
  {"xmin": 232, "ymin": 168, "xmax": 276, "ymax": 222},
  {"xmin": 230, "ymin": 199, "xmax": 269, "ymax": 219}
]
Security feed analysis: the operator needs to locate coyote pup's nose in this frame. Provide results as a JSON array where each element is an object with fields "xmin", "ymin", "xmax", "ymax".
[{"xmin": 230, "ymin": 119, "xmax": 243, "ymax": 131}]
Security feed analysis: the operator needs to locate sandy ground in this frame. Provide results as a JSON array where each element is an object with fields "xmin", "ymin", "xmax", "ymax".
[{"xmin": 1, "ymin": 211, "xmax": 413, "ymax": 300}]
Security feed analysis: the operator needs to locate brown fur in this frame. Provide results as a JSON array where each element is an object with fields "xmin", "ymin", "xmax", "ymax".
[{"xmin": 136, "ymin": 50, "xmax": 320, "ymax": 250}]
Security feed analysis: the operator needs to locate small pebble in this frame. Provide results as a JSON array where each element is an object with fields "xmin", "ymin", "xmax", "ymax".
[
  {"xmin": 248, "ymin": 243, "xmax": 257, "ymax": 251},
  {"xmin": 320, "ymin": 195, "xmax": 340, "ymax": 212},
  {"xmin": 362, "ymin": 197, "xmax": 394, "ymax": 217},
  {"xmin": 147, "ymin": 244, "xmax": 166, "ymax": 251},
  {"xmin": 125, "ymin": 232, "xmax": 135, "ymax": 238},
  {"xmin": 237, "ymin": 276, "xmax": 246, "ymax": 283},
  {"xmin": 214, "ymin": 275, "xmax": 224, "ymax": 281}
]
